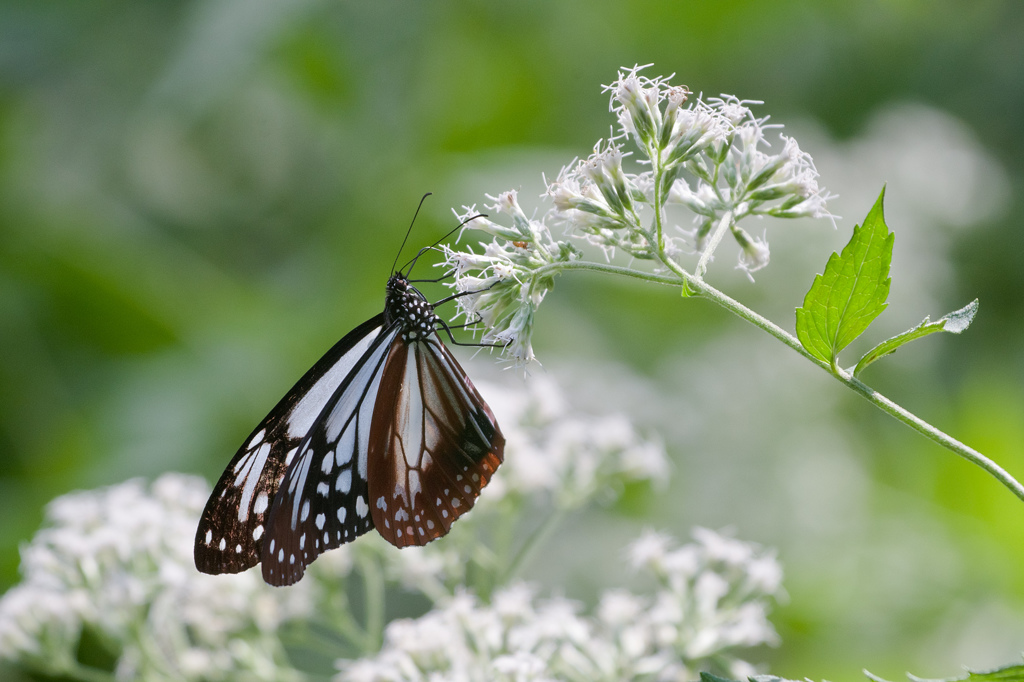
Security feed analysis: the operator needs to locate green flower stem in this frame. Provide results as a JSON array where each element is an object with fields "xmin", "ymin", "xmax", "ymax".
[
  {"xmin": 528, "ymin": 258, "xmax": 1024, "ymax": 504},
  {"xmin": 326, "ymin": 596, "xmax": 372, "ymax": 652},
  {"xmin": 652, "ymin": 152, "xmax": 667, "ymax": 251},
  {"xmin": 356, "ymin": 551, "xmax": 386, "ymax": 654},
  {"xmin": 500, "ymin": 505, "xmax": 567, "ymax": 584}
]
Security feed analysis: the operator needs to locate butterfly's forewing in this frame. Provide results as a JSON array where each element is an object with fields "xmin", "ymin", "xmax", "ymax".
[
  {"xmin": 367, "ymin": 335, "xmax": 504, "ymax": 547},
  {"xmin": 194, "ymin": 314, "xmax": 385, "ymax": 575},
  {"xmin": 259, "ymin": 324, "xmax": 402, "ymax": 586}
]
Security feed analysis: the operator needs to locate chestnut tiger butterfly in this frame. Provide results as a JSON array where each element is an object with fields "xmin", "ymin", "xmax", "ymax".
[{"xmin": 194, "ymin": 208, "xmax": 504, "ymax": 586}]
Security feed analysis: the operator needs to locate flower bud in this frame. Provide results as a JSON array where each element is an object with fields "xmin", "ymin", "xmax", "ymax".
[{"xmin": 733, "ymin": 227, "xmax": 770, "ymax": 277}]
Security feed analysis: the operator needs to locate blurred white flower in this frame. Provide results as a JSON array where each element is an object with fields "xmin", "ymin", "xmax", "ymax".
[
  {"xmin": 336, "ymin": 528, "xmax": 782, "ymax": 682},
  {"xmin": 628, "ymin": 529, "xmax": 675, "ymax": 572},
  {"xmin": 0, "ymin": 474, "xmax": 310, "ymax": 681},
  {"xmin": 475, "ymin": 376, "xmax": 669, "ymax": 509}
]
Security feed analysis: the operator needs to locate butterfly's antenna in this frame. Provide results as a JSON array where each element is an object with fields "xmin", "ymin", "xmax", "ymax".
[
  {"xmin": 392, "ymin": 193, "xmax": 433, "ymax": 275},
  {"xmin": 401, "ymin": 213, "xmax": 487, "ymax": 277}
]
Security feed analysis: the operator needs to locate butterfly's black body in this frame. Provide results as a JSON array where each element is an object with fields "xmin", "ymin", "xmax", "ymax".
[{"xmin": 195, "ymin": 272, "xmax": 504, "ymax": 586}]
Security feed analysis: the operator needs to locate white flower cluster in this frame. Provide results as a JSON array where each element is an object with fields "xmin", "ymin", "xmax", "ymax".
[
  {"xmin": 626, "ymin": 528, "xmax": 783, "ymax": 673},
  {"xmin": 0, "ymin": 474, "xmax": 311, "ymax": 681},
  {"xmin": 336, "ymin": 528, "xmax": 782, "ymax": 682},
  {"xmin": 444, "ymin": 66, "xmax": 834, "ymax": 363},
  {"xmin": 477, "ymin": 376, "xmax": 668, "ymax": 509}
]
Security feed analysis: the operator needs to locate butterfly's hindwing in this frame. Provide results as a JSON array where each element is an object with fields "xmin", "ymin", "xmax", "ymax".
[
  {"xmin": 260, "ymin": 323, "xmax": 401, "ymax": 586},
  {"xmin": 368, "ymin": 335, "xmax": 504, "ymax": 547},
  {"xmin": 194, "ymin": 314, "xmax": 385, "ymax": 575}
]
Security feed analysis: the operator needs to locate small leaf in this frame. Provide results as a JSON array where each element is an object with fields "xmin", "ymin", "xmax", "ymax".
[
  {"xmin": 853, "ymin": 299, "xmax": 979, "ymax": 376},
  {"xmin": 865, "ymin": 660, "xmax": 1024, "ymax": 682},
  {"xmin": 796, "ymin": 187, "xmax": 894, "ymax": 369},
  {"xmin": 954, "ymin": 662, "xmax": 1024, "ymax": 682}
]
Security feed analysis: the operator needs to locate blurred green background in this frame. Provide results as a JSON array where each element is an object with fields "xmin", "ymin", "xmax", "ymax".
[{"xmin": 2, "ymin": 0, "xmax": 1023, "ymax": 679}]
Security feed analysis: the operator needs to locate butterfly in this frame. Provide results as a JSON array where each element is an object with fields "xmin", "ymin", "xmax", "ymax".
[{"xmin": 194, "ymin": 245, "xmax": 504, "ymax": 587}]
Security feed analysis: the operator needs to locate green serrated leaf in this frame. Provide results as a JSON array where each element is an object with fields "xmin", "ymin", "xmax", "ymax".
[
  {"xmin": 865, "ymin": 660, "xmax": 1024, "ymax": 682},
  {"xmin": 853, "ymin": 299, "xmax": 979, "ymax": 376},
  {"xmin": 796, "ymin": 187, "xmax": 894, "ymax": 369},
  {"xmin": 957, "ymin": 662, "xmax": 1024, "ymax": 682}
]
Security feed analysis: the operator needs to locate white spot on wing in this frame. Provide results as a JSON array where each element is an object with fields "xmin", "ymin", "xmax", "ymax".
[
  {"xmin": 236, "ymin": 442, "xmax": 271, "ymax": 523},
  {"xmin": 337, "ymin": 440, "xmax": 354, "ymax": 466},
  {"xmin": 247, "ymin": 429, "xmax": 266, "ymax": 449},
  {"xmin": 315, "ymin": 513, "xmax": 325, "ymax": 530},
  {"xmin": 336, "ymin": 469, "xmax": 352, "ymax": 493},
  {"xmin": 356, "ymin": 496, "xmax": 368, "ymax": 518},
  {"xmin": 253, "ymin": 492, "xmax": 269, "ymax": 515},
  {"xmin": 408, "ymin": 470, "xmax": 421, "ymax": 503},
  {"xmin": 335, "ymin": 427, "xmax": 356, "ymax": 467}
]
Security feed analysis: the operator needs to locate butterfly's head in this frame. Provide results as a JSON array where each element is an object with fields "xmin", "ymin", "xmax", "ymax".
[{"xmin": 386, "ymin": 271, "xmax": 409, "ymax": 296}]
